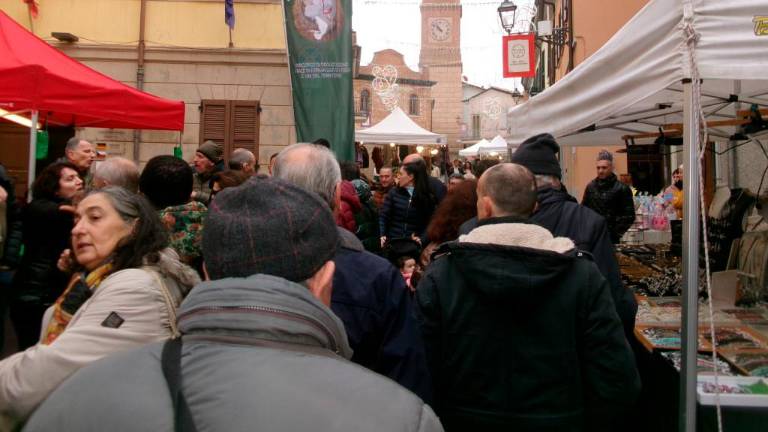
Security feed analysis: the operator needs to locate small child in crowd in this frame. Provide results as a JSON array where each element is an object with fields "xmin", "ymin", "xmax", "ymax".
[{"xmin": 398, "ymin": 256, "xmax": 418, "ymax": 292}]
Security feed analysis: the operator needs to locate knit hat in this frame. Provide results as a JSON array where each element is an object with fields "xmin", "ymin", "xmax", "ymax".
[
  {"xmin": 511, "ymin": 133, "xmax": 562, "ymax": 179},
  {"xmin": 597, "ymin": 149, "xmax": 614, "ymax": 162},
  {"xmin": 203, "ymin": 176, "xmax": 340, "ymax": 282},
  {"xmin": 197, "ymin": 140, "xmax": 223, "ymax": 163}
]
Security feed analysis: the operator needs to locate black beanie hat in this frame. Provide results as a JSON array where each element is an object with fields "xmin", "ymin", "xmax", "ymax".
[
  {"xmin": 511, "ymin": 133, "xmax": 562, "ymax": 179},
  {"xmin": 203, "ymin": 176, "xmax": 340, "ymax": 282}
]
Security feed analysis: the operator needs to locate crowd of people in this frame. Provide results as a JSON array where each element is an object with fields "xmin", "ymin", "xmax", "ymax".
[{"xmin": 0, "ymin": 134, "xmax": 643, "ymax": 431}]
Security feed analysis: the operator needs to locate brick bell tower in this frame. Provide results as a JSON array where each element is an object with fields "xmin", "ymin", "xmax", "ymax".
[{"xmin": 419, "ymin": 0, "xmax": 463, "ymax": 157}]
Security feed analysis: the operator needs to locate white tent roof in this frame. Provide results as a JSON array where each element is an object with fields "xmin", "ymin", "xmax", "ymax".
[
  {"xmin": 484, "ymin": 135, "xmax": 508, "ymax": 153},
  {"xmin": 355, "ymin": 107, "xmax": 447, "ymax": 145},
  {"xmin": 459, "ymin": 139, "xmax": 489, "ymax": 157},
  {"xmin": 507, "ymin": 0, "xmax": 768, "ymax": 147}
]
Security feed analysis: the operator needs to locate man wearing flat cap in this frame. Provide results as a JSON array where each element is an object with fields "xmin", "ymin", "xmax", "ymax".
[
  {"xmin": 24, "ymin": 176, "xmax": 443, "ymax": 432},
  {"xmin": 191, "ymin": 140, "xmax": 224, "ymax": 204}
]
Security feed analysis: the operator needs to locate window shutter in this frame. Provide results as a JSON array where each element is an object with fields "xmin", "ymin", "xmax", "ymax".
[
  {"xmin": 230, "ymin": 101, "xmax": 260, "ymax": 159},
  {"xmin": 199, "ymin": 100, "xmax": 228, "ymax": 150},
  {"xmin": 199, "ymin": 100, "xmax": 260, "ymax": 165}
]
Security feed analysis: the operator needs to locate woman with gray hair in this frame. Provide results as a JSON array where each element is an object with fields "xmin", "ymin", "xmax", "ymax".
[{"xmin": 0, "ymin": 187, "xmax": 200, "ymax": 427}]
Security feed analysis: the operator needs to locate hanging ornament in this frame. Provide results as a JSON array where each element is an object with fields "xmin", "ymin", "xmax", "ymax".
[
  {"xmin": 372, "ymin": 65, "xmax": 401, "ymax": 111},
  {"xmin": 483, "ymin": 97, "xmax": 502, "ymax": 120}
]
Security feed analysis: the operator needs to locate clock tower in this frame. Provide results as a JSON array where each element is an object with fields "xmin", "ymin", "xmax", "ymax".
[{"xmin": 420, "ymin": 0, "xmax": 462, "ymax": 156}]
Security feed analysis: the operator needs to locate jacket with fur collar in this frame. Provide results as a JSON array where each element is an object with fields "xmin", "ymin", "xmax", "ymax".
[{"xmin": 416, "ymin": 218, "xmax": 640, "ymax": 432}]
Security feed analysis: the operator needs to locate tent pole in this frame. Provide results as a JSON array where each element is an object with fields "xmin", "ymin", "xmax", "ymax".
[
  {"xmin": 26, "ymin": 110, "xmax": 38, "ymax": 202},
  {"xmin": 678, "ymin": 79, "xmax": 699, "ymax": 432}
]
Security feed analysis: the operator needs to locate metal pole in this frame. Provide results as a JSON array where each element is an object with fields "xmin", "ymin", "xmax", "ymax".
[
  {"xmin": 678, "ymin": 79, "xmax": 699, "ymax": 432},
  {"xmin": 27, "ymin": 110, "xmax": 39, "ymax": 202}
]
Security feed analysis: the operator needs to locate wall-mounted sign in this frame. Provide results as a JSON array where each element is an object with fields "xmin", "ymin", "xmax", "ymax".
[{"xmin": 502, "ymin": 34, "xmax": 535, "ymax": 78}]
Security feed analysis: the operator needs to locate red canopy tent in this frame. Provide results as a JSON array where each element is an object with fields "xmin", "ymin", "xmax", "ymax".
[
  {"xmin": 0, "ymin": 10, "xmax": 185, "ymax": 190},
  {"xmin": 0, "ymin": 10, "xmax": 184, "ymax": 129}
]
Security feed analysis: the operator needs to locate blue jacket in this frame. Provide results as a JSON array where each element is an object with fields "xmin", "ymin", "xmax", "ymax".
[
  {"xmin": 379, "ymin": 187, "xmax": 436, "ymax": 241},
  {"xmin": 332, "ymin": 229, "xmax": 433, "ymax": 403}
]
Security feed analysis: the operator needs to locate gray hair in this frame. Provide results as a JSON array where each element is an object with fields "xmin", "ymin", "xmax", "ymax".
[
  {"xmin": 85, "ymin": 186, "xmax": 142, "ymax": 224},
  {"xmin": 65, "ymin": 137, "xmax": 84, "ymax": 152},
  {"xmin": 480, "ymin": 163, "xmax": 537, "ymax": 217},
  {"xmin": 534, "ymin": 174, "xmax": 561, "ymax": 190},
  {"xmin": 92, "ymin": 157, "xmax": 140, "ymax": 193},
  {"xmin": 229, "ymin": 148, "xmax": 256, "ymax": 171},
  {"xmin": 597, "ymin": 149, "xmax": 614, "ymax": 163},
  {"xmin": 273, "ymin": 143, "xmax": 341, "ymax": 208}
]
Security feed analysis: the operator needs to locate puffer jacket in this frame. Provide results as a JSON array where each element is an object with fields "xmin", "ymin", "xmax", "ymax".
[
  {"xmin": 0, "ymin": 249, "xmax": 199, "ymax": 426},
  {"xmin": 582, "ymin": 173, "xmax": 636, "ymax": 243},
  {"xmin": 24, "ymin": 274, "xmax": 444, "ymax": 432},
  {"xmin": 380, "ymin": 186, "xmax": 436, "ymax": 241},
  {"xmin": 416, "ymin": 218, "xmax": 640, "ymax": 432},
  {"xmin": 12, "ymin": 197, "xmax": 73, "ymax": 306},
  {"xmin": 336, "ymin": 180, "xmax": 361, "ymax": 232}
]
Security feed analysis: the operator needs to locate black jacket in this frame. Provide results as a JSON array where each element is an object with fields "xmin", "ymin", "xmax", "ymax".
[
  {"xmin": 0, "ymin": 165, "xmax": 23, "ymax": 266},
  {"xmin": 12, "ymin": 197, "xmax": 73, "ymax": 305},
  {"xmin": 379, "ymin": 186, "xmax": 436, "ymax": 241},
  {"xmin": 459, "ymin": 188, "xmax": 637, "ymax": 336},
  {"xmin": 582, "ymin": 173, "xmax": 635, "ymax": 243},
  {"xmin": 416, "ymin": 219, "xmax": 640, "ymax": 431},
  {"xmin": 332, "ymin": 229, "xmax": 432, "ymax": 403}
]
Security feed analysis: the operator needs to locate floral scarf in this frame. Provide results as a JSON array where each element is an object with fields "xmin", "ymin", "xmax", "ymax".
[{"xmin": 42, "ymin": 263, "xmax": 114, "ymax": 345}]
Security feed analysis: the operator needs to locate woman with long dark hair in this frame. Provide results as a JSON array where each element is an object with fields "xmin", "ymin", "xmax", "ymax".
[
  {"xmin": 379, "ymin": 160, "xmax": 437, "ymax": 248},
  {"xmin": 10, "ymin": 162, "xmax": 82, "ymax": 349}
]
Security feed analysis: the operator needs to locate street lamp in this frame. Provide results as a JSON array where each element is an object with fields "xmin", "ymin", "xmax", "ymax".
[{"xmin": 497, "ymin": 1, "xmax": 518, "ymax": 34}]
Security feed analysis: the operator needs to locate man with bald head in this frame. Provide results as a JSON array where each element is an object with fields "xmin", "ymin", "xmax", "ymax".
[
  {"xmin": 417, "ymin": 163, "xmax": 639, "ymax": 432},
  {"xmin": 402, "ymin": 153, "xmax": 446, "ymax": 204},
  {"xmin": 229, "ymin": 148, "xmax": 257, "ymax": 175},
  {"xmin": 91, "ymin": 157, "xmax": 140, "ymax": 193}
]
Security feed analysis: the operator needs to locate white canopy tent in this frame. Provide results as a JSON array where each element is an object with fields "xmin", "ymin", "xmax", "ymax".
[
  {"xmin": 486, "ymin": 135, "xmax": 509, "ymax": 154},
  {"xmin": 507, "ymin": 0, "xmax": 768, "ymax": 148},
  {"xmin": 507, "ymin": 1, "xmax": 768, "ymax": 430},
  {"xmin": 458, "ymin": 135, "xmax": 509, "ymax": 157},
  {"xmin": 458, "ymin": 139, "xmax": 489, "ymax": 157},
  {"xmin": 355, "ymin": 107, "xmax": 447, "ymax": 145}
]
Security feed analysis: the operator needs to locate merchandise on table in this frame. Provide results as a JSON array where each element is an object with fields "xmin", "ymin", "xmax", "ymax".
[
  {"xmin": 721, "ymin": 351, "xmax": 768, "ymax": 377},
  {"xmin": 660, "ymin": 351, "xmax": 737, "ymax": 376},
  {"xmin": 697, "ymin": 377, "xmax": 768, "ymax": 407},
  {"xmin": 698, "ymin": 326, "xmax": 768, "ymax": 351}
]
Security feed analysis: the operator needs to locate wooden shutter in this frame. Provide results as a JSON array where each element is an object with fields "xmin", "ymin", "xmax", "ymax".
[
  {"xmin": 199, "ymin": 100, "xmax": 228, "ymax": 151},
  {"xmin": 200, "ymin": 100, "xmax": 260, "ymax": 165},
  {"xmin": 229, "ymin": 101, "xmax": 260, "ymax": 160}
]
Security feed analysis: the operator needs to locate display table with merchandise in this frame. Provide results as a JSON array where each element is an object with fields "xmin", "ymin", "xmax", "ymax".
[
  {"xmin": 628, "ymin": 295, "xmax": 768, "ymax": 431},
  {"xmin": 617, "ymin": 244, "xmax": 768, "ymax": 430}
]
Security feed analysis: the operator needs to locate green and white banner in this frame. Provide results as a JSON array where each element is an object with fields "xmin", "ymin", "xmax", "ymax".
[{"xmin": 283, "ymin": 0, "xmax": 354, "ymax": 162}]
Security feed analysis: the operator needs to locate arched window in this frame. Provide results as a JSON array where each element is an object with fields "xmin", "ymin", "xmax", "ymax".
[
  {"xmin": 409, "ymin": 94, "xmax": 419, "ymax": 115},
  {"xmin": 360, "ymin": 90, "xmax": 371, "ymax": 115}
]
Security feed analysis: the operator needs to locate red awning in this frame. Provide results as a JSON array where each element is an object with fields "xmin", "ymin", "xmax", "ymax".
[{"xmin": 0, "ymin": 11, "xmax": 184, "ymax": 131}]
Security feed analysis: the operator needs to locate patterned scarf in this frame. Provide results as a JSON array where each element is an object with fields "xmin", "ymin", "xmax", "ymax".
[{"xmin": 43, "ymin": 263, "xmax": 114, "ymax": 345}]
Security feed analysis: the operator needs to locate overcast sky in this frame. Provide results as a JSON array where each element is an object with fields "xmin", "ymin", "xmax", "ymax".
[{"xmin": 352, "ymin": 0, "xmax": 535, "ymax": 90}]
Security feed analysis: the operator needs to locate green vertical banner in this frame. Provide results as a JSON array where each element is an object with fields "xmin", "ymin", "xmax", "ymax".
[{"xmin": 283, "ymin": 0, "xmax": 354, "ymax": 162}]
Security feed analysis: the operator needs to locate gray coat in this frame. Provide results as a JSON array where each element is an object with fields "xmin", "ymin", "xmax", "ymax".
[{"xmin": 24, "ymin": 274, "xmax": 442, "ymax": 432}]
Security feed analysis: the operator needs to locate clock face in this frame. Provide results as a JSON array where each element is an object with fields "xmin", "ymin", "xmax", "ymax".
[{"xmin": 429, "ymin": 18, "xmax": 451, "ymax": 42}]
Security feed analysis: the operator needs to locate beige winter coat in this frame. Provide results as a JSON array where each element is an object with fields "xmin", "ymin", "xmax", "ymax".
[{"xmin": 0, "ymin": 249, "xmax": 199, "ymax": 427}]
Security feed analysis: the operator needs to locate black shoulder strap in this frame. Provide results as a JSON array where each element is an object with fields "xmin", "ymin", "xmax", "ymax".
[{"xmin": 161, "ymin": 338, "xmax": 198, "ymax": 432}]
